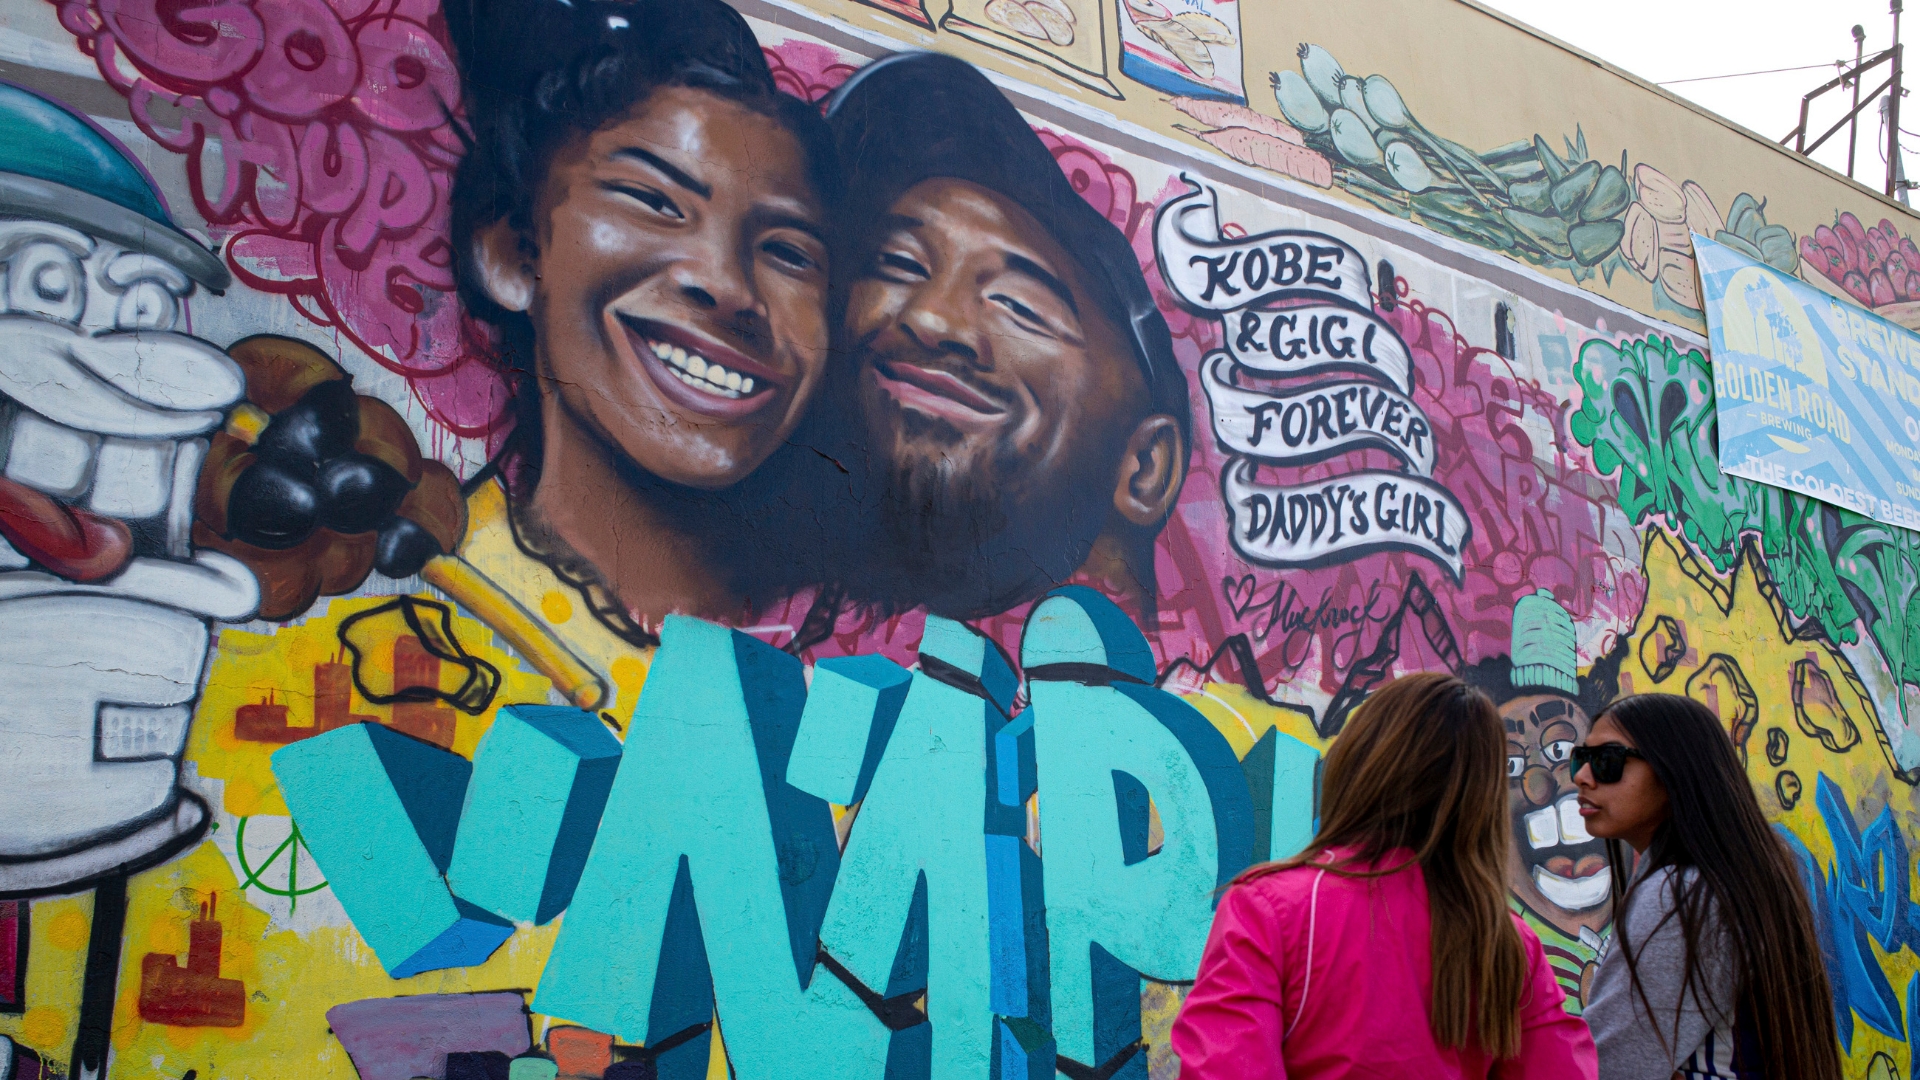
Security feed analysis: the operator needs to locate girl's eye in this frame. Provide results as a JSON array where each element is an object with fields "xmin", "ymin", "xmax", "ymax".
[
  {"xmin": 875, "ymin": 251, "xmax": 928, "ymax": 279},
  {"xmin": 763, "ymin": 240, "xmax": 818, "ymax": 272},
  {"xmin": 1544, "ymin": 740, "xmax": 1575, "ymax": 764},
  {"xmin": 1507, "ymin": 755, "xmax": 1525, "ymax": 778},
  {"xmin": 611, "ymin": 184, "xmax": 683, "ymax": 220}
]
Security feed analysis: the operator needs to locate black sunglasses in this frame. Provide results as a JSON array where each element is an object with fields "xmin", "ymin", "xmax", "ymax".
[{"xmin": 1569, "ymin": 743, "xmax": 1645, "ymax": 784}]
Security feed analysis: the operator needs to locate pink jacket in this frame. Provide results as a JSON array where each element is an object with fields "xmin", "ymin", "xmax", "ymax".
[{"xmin": 1170, "ymin": 850, "xmax": 1598, "ymax": 1079}]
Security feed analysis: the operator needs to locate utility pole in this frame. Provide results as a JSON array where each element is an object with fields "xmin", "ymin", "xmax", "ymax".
[
  {"xmin": 1782, "ymin": 2, "xmax": 1910, "ymax": 199},
  {"xmin": 1891, "ymin": 0, "xmax": 1906, "ymax": 201},
  {"xmin": 1852, "ymin": 24, "xmax": 1867, "ymax": 177}
]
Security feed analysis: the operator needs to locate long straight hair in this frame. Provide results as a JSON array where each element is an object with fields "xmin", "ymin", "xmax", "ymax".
[
  {"xmin": 1598, "ymin": 693, "xmax": 1842, "ymax": 1080},
  {"xmin": 1235, "ymin": 672, "xmax": 1527, "ymax": 1058}
]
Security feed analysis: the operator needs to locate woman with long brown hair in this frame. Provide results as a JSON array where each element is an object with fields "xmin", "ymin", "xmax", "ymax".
[
  {"xmin": 1575, "ymin": 693, "xmax": 1842, "ymax": 1079},
  {"xmin": 1171, "ymin": 672, "xmax": 1597, "ymax": 1077}
]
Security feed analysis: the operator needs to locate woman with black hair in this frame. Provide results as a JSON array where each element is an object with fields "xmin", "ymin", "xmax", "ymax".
[
  {"xmin": 1574, "ymin": 693, "xmax": 1842, "ymax": 1079},
  {"xmin": 442, "ymin": 0, "xmax": 849, "ymax": 647}
]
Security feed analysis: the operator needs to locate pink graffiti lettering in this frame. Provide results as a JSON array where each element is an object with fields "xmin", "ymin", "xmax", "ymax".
[{"xmin": 53, "ymin": 0, "xmax": 493, "ymax": 443}]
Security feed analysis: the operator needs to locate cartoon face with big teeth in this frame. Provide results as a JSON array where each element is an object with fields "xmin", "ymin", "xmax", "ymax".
[
  {"xmin": 1505, "ymin": 693, "xmax": 1612, "ymax": 931},
  {"xmin": 0, "ymin": 224, "xmax": 238, "ymax": 553},
  {"xmin": 0, "ymin": 81, "xmax": 256, "ymax": 895}
]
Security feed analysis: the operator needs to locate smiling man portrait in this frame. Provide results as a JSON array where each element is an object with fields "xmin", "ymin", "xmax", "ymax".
[{"xmin": 819, "ymin": 51, "xmax": 1194, "ymax": 623}]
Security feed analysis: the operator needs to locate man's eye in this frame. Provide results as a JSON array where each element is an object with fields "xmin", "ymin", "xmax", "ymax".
[
  {"xmin": 609, "ymin": 184, "xmax": 683, "ymax": 220},
  {"xmin": 763, "ymin": 240, "xmax": 819, "ymax": 272},
  {"xmin": 990, "ymin": 292, "xmax": 1045, "ymax": 327},
  {"xmin": 1507, "ymin": 755, "xmax": 1525, "ymax": 778},
  {"xmin": 874, "ymin": 251, "xmax": 928, "ymax": 279},
  {"xmin": 1544, "ymin": 740, "xmax": 1574, "ymax": 764}
]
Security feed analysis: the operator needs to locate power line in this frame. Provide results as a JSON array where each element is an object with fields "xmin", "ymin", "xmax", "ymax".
[{"xmin": 1658, "ymin": 61, "xmax": 1846, "ymax": 86}]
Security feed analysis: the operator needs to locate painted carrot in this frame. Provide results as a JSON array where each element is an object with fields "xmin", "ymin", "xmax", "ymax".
[
  {"xmin": 1177, "ymin": 124, "xmax": 1333, "ymax": 188},
  {"xmin": 1168, "ymin": 97, "xmax": 1305, "ymax": 146}
]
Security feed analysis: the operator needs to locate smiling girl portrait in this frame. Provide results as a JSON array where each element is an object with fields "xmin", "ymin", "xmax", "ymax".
[{"xmin": 448, "ymin": 0, "xmax": 847, "ymax": 639}]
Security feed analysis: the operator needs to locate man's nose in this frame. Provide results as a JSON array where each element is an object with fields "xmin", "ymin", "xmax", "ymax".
[{"xmin": 898, "ymin": 275, "xmax": 983, "ymax": 364}]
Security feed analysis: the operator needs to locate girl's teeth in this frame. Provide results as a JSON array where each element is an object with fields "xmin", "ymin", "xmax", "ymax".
[
  {"xmin": 647, "ymin": 336, "xmax": 759, "ymax": 398},
  {"xmin": 670, "ymin": 368, "xmax": 743, "ymax": 399}
]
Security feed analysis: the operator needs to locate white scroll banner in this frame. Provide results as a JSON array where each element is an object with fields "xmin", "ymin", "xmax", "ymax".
[
  {"xmin": 1155, "ymin": 176, "xmax": 1375, "ymax": 315},
  {"xmin": 1201, "ymin": 353, "xmax": 1436, "ymax": 476},
  {"xmin": 1221, "ymin": 459, "xmax": 1470, "ymax": 579},
  {"xmin": 1219, "ymin": 304, "xmax": 1414, "ymax": 393}
]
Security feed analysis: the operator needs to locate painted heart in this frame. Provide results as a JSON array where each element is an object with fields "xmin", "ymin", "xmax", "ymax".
[{"xmin": 1222, "ymin": 573, "xmax": 1258, "ymax": 617}]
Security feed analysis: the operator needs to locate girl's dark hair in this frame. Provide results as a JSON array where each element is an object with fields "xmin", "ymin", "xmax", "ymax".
[
  {"xmin": 1599, "ymin": 693, "xmax": 1842, "ymax": 1080},
  {"xmin": 441, "ymin": 0, "xmax": 852, "ymax": 610}
]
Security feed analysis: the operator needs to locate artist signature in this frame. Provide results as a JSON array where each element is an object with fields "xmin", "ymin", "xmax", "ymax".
[{"xmin": 1221, "ymin": 573, "xmax": 1398, "ymax": 666}]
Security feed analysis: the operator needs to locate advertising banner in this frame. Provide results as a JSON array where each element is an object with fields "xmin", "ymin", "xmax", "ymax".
[{"xmin": 1699, "ymin": 233, "xmax": 1920, "ymax": 530}]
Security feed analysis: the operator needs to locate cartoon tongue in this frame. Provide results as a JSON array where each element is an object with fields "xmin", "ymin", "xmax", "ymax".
[{"xmin": 0, "ymin": 474, "xmax": 133, "ymax": 581}]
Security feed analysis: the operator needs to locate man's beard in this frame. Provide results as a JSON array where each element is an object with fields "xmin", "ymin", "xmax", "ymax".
[{"xmin": 858, "ymin": 409, "xmax": 1110, "ymax": 620}]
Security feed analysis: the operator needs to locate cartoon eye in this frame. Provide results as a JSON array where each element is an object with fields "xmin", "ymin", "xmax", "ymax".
[
  {"xmin": 1507, "ymin": 755, "xmax": 1525, "ymax": 778},
  {"xmin": 115, "ymin": 279, "xmax": 179, "ymax": 331},
  {"xmin": 8, "ymin": 242, "xmax": 86, "ymax": 324},
  {"xmin": 1544, "ymin": 740, "xmax": 1575, "ymax": 764}
]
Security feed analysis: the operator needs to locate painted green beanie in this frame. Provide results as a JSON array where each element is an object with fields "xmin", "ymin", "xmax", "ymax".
[{"xmin": 1511, "ymin": 588, "xmax": 1578, "ymax": 695}]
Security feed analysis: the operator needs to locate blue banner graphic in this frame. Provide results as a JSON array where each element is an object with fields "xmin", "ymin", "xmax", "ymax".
[{"xmin": 1699, "ymin": 234, "xmax": 1920, "ymax": 530}]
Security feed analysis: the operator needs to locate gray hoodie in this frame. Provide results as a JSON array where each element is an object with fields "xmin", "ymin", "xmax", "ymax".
[{"xmin": 1584, "ymin": 864, "xmax": 1751, "ymax": 1079}]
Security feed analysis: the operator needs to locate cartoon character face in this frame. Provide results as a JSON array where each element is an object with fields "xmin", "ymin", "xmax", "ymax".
[
  {"xmin": 1504, "ymin": 693, "xmax": 1611, "ymax": 928},
  {"xmin": 0, "ymin": 220, "xmax": 243, "ymax": 566},
  {"xmin": 0, "ymin": 217, "xmax": 254, "ymax": 892}
]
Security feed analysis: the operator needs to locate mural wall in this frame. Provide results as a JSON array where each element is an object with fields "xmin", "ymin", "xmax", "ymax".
[{"xmin": 0, "ymin": 0, "xmax": 1916, "ymax": 1076}]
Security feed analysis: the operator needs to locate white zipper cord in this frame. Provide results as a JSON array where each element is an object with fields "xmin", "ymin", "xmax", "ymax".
[{"xmin": 1285, "ymin": 868, "xmax": 1328, "ymax": 1041}]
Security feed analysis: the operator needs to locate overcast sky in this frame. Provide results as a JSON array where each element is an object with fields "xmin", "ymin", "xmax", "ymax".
[{"xmin": 1479, "ymin": 0, "xmax": 1918, "ymax": 198}]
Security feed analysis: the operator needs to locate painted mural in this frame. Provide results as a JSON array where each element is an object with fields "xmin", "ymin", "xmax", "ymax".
[{"xmin": 0, "ymin": 0, "xmax": 1918, "ymax": 1076}]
